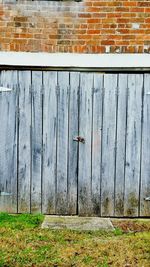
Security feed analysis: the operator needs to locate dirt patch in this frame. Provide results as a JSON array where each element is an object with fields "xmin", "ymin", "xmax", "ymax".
[{"xmin": 111, "ymin": 219, "xmax": 150, "ymax": 233}]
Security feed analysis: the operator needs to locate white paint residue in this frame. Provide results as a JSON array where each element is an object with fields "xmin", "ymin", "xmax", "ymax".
[
  {"xmin": 132, "ymin": 23, "xmax": 140, "ymax": 29},
  {"xmin": 106, "ymin": 46, "xmax": 110, "ymax": 53}
]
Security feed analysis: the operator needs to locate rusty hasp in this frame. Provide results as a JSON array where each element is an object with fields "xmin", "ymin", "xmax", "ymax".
[{"xmin": 73, "ymin": 136, "xmax": 85, "ymax": 144}]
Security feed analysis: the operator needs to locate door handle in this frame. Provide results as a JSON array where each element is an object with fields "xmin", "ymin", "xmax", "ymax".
[{"xmin": 73, "ymin": 136, "xmax": 85, "ymax": 144}]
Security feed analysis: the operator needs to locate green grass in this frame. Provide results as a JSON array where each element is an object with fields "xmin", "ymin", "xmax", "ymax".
[
  {"xmin": 0, "ymin": 212, "xmax": 44, "ymax": 229},
  {"xmin": 113, "ymin": 227, "xmax": 123, "ymax": 236},
  {"xmin": 0, "ymin": 213, "xmax": 150, "ymax": 267}
]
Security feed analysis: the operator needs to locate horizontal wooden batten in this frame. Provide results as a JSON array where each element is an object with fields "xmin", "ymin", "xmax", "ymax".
[{"xmin": 0, "ymin": 53, "xmax": 150, "ymax": 71}]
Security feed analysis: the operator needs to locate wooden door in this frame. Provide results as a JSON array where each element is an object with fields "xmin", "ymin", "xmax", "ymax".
[
  {"xmin": 42, "ymin": 71, "xmax": 79, "ymax": 215},
  {"xmin": 78, "ymin": 73, "xmax": 149, "ymax": 217},
  {"xmin": 0, "ymin": 71, "xmax": 150, "ymax": 217}
]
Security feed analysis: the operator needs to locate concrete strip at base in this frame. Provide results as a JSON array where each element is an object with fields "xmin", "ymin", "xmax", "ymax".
[{"xmin": 41, "ymin": 216, "xmax": 114, "ymax": 231}]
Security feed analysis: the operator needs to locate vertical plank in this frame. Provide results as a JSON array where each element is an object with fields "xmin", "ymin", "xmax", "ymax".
[
  {"xmin": 68, "ymin": 72, "xmax": 79, "ymax": 214},
  {"xmin": 31, "ymin": 71, "xmax": 42, "ymax": 213},
  {"xmin": 78, "ymin": 73, "xmax": 93, "ymax": 216},
  {"xmin": 18, "ymin": 71, "xmax": 31, "ymax": 213},
  {"xmin": 115, "ymin": 74, "xmax": 128, "ymax": 216},
  {"xmin": 140, "ymin": 74, "xmax": 150, "ymax": 216},
  {"xmin": 124, "ymin": 74, "xmax": 143, "ymax": 217},
  {"xmin": 101, "ymin": 74, "xmax": 118, "ymax": 216},
  {"xmin": 42, "ymin": 71, "xmax": 57, "ymax": 214},
  {"xmin": 56, "ymin": 71, "xmax": 69, "ymax": 214},
  {"xmin": 91, "ymin": 74, "xmax": 103, "ymax": 216},
  {"xmin": 0, "ymin": 70, "xmax": 18, "ymax": 213}
]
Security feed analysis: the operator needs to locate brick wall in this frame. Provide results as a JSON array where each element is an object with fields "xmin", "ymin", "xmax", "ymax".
[{"xmin": 0, "ymin": 0, "xmax": 150, "ymax": 53}]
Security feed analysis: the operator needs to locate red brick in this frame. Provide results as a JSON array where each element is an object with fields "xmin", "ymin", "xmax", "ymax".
[
  {"xmin": 123, "ymin": 2, "xmax": 137, "ymax": 7},
  {"xmin": 101, "ymin": 40, "xmax": 115, "ymax": 45},
  {"xmin": 78, "ymin": 13, "xmax": 91, "ymax": 18},
  {"xmin": 0, "ymin": 0, "xmax": 149, "ymax": 54}
]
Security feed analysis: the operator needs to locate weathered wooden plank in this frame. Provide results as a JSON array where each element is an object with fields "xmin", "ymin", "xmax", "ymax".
[
  {"xmin": 78, "ymin": 73, "xmax": 93, "ymax": 216},
  {"xmin": 0, "ymin": 70, "xmax": 18, "ymax": 213},
  {"xmin": 42, "ymin": 71, "xmax": 57, "ymax": 214},
  {"xmin": 140, "ymin": 74, "xmax": 150, "ymax": 216},
  {"xmin": 18, "ymin": 71, "xmax": 32, "ymax": 213},
  {"xmin": 115, "ymin": 74, "xmax": 128, "ymax": 216},
  {"xmin": 31, "ymin": 71, "xmax": 42, "ymax": 213},
  {"xmin": 124, "ymin": 74, "xmax": 143, "ymax": 217},
  {"xmin": 56, "ymin": 72, "xmax": 69, "ymax": 214},
  {"xmin": 67, "ymin": 72, "xmax": 79, "ymax": 215},
  {"xmin": 101, "ymin": 74, "xmax": 118, "ymax": 216},
  {"xmin": 91, "ymin": 74, "xmax": 103, "ymax": 216}
]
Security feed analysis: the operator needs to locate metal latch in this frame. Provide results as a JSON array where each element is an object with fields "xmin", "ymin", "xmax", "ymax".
[
  {"xmin": 144, "ymin": 197, "xmax": 150, "ymax": 201},
  {"xmin": 73, "ymin": 136, "xmax": 85, "ymax": 144},
  {"xmin": 0, "ymin": 192, "xmax": 12, "ymax": 196},
  {"xmin": 0, "ymin": 87, "xmax": 12, "ymax": 92}
]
